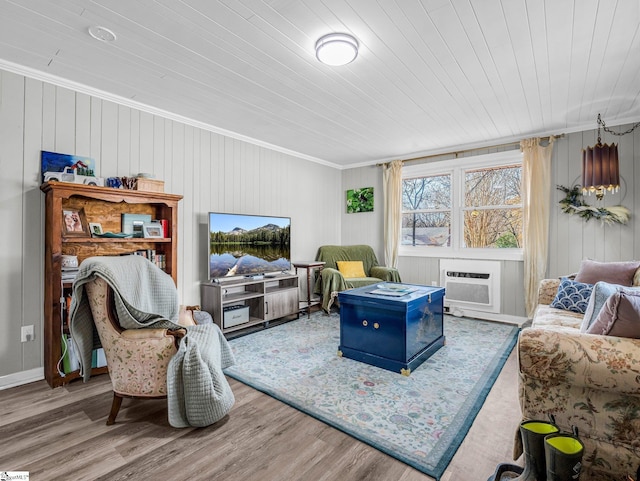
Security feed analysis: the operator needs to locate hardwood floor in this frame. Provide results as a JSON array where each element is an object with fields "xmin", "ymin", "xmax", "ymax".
[{"xmin": 0, "ymin": 350, "xmax": 522, "ymax": 480}]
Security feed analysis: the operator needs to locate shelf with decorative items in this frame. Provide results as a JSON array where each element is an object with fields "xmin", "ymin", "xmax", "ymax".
[
  {"xmin": 201, "ymin": 274, "xmax": 299, "ymax": 334},
  {"xmin": 41, "ymin": 181, "xmax": 182, "ymax": 388}
]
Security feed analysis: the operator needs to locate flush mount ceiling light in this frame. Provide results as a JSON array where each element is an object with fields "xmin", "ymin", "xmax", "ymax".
[
  {"xmin": 315, "ymin": 33, "xmax": 359, "ymax": 66},
  {"xmin": 88, "ymin": 26, "xmax": 117, "ymax": 42}
]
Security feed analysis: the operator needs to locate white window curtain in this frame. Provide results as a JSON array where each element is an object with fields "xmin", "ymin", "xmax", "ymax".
[
  {"xmin": 521, "ymin": 136, "xmax": 555, "ymax": 318},
  {"xmin": 383, "ymin": 160, "xmax": 403, "ymax": 268}
]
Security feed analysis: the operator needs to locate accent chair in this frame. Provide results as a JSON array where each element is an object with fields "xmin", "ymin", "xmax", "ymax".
[
  {"xmin": 84, "ymin": 277, "xmax": 196, "ymax": 425},
  {"xmin": 314, "ymin": 244, "xmax": 401, "ymax": 312}
]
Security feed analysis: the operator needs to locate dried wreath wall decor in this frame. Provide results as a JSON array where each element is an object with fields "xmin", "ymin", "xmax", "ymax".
[{"xmin": 557, "ymin": 185, "xmax": 630, "ymax": 225}]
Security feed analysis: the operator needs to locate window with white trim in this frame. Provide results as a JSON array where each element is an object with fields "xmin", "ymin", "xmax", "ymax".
[{"xmin": 399, "ymin": 150, "xmax": 523, "ymax": 260}]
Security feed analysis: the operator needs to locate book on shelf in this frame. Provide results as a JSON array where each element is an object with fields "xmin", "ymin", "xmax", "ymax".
[
  {"xmin": 91, "ymin": 348, "xmax": 107, "ymax": 368},
  {"xmin": 61, "ymin": 334, "xmax": 80, "ymax": 374},
  {"xmin": 61, "ymin": 267, "xmax": 79, "ymax": 282},
  {"xmin": 62, "ymin": 334, "xmax": 107, "ymax": 374},
  {"xmin": 64, "ymin": 293, "xmax": 72, "ymax": 330},
  {"xmin": 134, "ymin": 249, "xmax": 154, "ymax": 263},
  {"xmin": 117, "ymin": 249, "xmax": 167, "ymax": 270},
  {"xmin": 156, "ymin": 219, "xmax": 169, "ymax": 238}
]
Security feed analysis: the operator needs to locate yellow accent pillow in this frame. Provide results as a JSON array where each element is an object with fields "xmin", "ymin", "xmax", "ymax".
[{"xmin": 337, "ymin": 261, "xmax": 366, "ymax": 278}]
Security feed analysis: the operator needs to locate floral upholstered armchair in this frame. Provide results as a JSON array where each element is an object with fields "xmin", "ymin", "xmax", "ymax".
[
  {"xmin": 517, "ymin": 272, "xmax": 640, "ymax": 481},
  {"xmin": 84, "ymin": 277, "xmax": 196, "ymax": 425},
  {"xmin": 314, "ymin": 244, "xmax": 401, "ymax": 312}
]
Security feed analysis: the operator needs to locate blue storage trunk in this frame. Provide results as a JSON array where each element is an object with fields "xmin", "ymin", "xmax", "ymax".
[{"xmin": 338, "ymin": 283, "xmax": 445, "ymax": 375}]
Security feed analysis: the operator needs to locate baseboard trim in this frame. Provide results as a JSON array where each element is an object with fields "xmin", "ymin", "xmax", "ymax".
[
  {"xmin": 0, "ymin": 368, "xmax": 44, "ymax": 390},
  {"xmin": 446, "ymin": 308, "xmax": 528, "ymax": 327}
]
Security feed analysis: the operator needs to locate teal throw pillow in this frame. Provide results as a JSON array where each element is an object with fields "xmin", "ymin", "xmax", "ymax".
[{"xmin": 550, "ymin": 277, "xmax": 593, "ymax": 314}]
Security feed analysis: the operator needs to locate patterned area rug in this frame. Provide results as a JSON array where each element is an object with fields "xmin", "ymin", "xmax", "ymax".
[{"xmin": 224, "ymin": 311, "xmax": 519, "ymax": 480}]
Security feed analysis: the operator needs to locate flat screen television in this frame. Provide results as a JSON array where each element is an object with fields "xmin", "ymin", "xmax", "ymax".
[{"xmin": 208, "ymin": 212, "xmax": 291, "ymax": 279}]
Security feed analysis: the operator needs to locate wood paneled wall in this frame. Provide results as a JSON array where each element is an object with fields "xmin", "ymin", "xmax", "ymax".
[
  {"xmin": 549, "ymin": 127, "xmax": 640, "ymax": 273},
  {"xmin": 0, "ymin": 69, "xmax": 341, "ymax": 383},
  {"xmin": 341, "ymin": 165, "xmax": 384, "ymax": 260},
  {"xmin": 342, "ymin": 126, "xmax": 640, "ymax": 319},
  {"xmin": 3, "ymin": 61, "xmax": 638, "ymax": 384}
]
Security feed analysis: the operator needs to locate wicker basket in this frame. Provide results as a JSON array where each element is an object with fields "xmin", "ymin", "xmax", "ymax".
[{"xmin": 134, "ymin": 178, "xmax": 164, "ymax": 192}]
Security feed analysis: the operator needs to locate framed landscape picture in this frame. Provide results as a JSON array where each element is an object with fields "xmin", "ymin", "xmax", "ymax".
[{"xmin": 346, "ymin": 187, "xmax": 374, "ymax": 213}]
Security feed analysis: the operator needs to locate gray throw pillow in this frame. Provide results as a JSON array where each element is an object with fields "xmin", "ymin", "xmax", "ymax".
[
  {"xmin": 587, "ymin": 289, "xmax": 640, "ymax": 339},
  {"xmin": 192, "ymin": 310, "xmax": 214, "ymax": 324},
  {"xmin": 580, "ymin": 281, "xmax": 621, "ymax": 332},
  {"xmin": 580, "ymin": 282, "xmax": 640, "ymax": 332}
]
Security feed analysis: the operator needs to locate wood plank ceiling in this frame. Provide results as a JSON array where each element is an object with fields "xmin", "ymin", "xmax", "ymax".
[{"xmin": 0, "ymin": 0, "xmax": 638, "ymax": 167}]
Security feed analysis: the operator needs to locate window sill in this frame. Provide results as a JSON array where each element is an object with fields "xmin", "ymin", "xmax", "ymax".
[{"xmin": 398, "ymin": 247, "xmax": 523, "ymax": 262}]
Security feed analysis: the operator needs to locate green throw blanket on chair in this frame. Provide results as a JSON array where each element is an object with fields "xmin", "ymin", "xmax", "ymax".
[{"xmin": 314, "ymin": 245, "xmax": 401, "ymax": 312}]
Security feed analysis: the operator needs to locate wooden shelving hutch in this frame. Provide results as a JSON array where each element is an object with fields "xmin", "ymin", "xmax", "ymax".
[{"xmin": 41, "ymin": 182, "xmax": 182, "ymax": 388}]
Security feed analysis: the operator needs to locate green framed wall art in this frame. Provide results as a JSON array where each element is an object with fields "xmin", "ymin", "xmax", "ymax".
[{"xmin": 346, "ymin": 187, "xmax": 374, "ymax": 213}]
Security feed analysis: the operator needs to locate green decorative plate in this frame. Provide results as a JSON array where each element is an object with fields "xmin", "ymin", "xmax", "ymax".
[{"xmin": 94, "ymin": 232, "xmax": 133, "ymax": 238}]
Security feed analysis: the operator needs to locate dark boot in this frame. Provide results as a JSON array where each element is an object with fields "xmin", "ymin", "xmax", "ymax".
[
  {"xmin": 512, "ymin": 420, "xmax": 560, "ymax": 481},
  {"xmin": 544, "ymin": 433, "xmax": 584, "ymax": 481},
  {"xmin": 487, "ymin": 419, "xmax": 560, "ymax": 481}
]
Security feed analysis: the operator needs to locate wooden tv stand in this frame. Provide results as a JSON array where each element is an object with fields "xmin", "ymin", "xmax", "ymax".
[{"xmin": 201, "ymin": 273, "xmax": 299, "ymax": 334}]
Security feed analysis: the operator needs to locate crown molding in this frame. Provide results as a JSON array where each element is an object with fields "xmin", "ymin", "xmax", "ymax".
[{"xmin": 0, "ymin": 59, "xmax": 342, "ymax": 170}]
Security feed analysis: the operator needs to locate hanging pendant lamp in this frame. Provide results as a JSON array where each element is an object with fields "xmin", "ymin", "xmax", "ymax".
[{"xmin": 582, "ymin": 114, "xmax": 619, "ymax": 201}]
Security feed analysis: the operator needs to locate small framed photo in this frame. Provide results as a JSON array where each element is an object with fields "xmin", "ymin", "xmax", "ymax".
[
  {"xmin": 143, "ymin": 223, "xmax": 164, "ymax": 238},
  {"xmin": 89, "ymin": 222, "xmax": 104, "ymax": 237},
  {"xmin": 62, "ymin": 208, "xmax": 89, "ymax": 237}
]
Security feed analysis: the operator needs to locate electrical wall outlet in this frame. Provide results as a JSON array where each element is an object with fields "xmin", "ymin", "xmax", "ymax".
[{"xmin": 21, "ymin": 325, "xmax": 34, "ymax": 342}]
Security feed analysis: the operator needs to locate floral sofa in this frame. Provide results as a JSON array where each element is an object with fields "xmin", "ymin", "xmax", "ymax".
[{"xmin": 516, "ymin": 261, "xmax": 640, "ymax": 481}]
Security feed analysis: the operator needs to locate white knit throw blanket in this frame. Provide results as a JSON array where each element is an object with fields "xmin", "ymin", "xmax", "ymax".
[{"xmin": 70, "ymin": 255, "xmax": 235, "ymax": 427}]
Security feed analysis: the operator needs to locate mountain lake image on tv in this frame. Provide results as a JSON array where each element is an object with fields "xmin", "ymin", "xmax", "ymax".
[{"xmin": 208, "ymin": 212, "xmax": 291, "ymax": 279}]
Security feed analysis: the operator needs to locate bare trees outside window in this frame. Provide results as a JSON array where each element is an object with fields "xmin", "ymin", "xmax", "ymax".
[
  {"xmin": 463, "ymin": 165, "xmax": 522, "ymax": 248},
  {"xmin": 401, "ymin": 155, "xmax": 523, "ymax": 252},
  {"xmin": 402, "ymin": 174, "xmax": 451, "ymax": 246}
]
